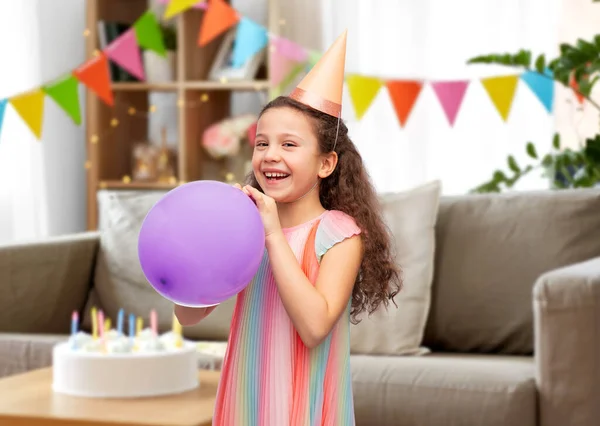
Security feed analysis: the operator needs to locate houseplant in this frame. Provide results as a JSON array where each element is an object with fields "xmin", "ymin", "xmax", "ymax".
[{"xmin": 468, "ymin": 0, "xmax": 600, "ymax": 193}]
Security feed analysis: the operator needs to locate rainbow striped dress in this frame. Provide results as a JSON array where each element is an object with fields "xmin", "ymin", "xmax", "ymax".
[{"xmin": 213, "ymin": 210, "xmax": 361, "ymax": 426}]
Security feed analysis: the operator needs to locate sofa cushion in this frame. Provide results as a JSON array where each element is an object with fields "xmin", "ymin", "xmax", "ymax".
[
  {"xmin": 86, "ymin": 190, "xmax": 236, "ymax": 341},
  {"xmin": 350, "ymin": 180, "xmax": 441, "ymax": 356},
  {"xmin": 0, "ymin": 333, "xmax": 66, "ymax": 378},
  {"xmin": 0, "ymin": 232, "xmax": 98, "ymax": 334},
  {"xmin": 351, "ymin": 353, "xmax": 536, "ymax": 426},
  {"xmin": 424, "ymin": 188, "xmax": 600, "ymax": 354}
]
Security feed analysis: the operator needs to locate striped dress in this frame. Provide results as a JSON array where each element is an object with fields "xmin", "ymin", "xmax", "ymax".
[{"xmin": 213, "ymin": 209, "xmax": 361, "ymax": 426}]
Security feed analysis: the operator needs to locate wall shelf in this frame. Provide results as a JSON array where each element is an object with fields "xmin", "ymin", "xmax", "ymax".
[{"xmin": 85, "ymin": 0, "xmax": 279, "ymax": 229}]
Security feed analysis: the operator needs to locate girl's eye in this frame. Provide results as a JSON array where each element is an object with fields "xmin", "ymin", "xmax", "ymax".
[
  {"xmin": 283, "ymin": 141, "xmax": 296, "ymax": 147},
  {"xmin": 255, "ymin": 141, "xmax": 267, "ymax": 147}
]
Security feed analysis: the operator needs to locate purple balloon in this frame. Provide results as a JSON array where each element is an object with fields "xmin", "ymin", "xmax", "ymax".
[{"xmin": 138, "ymin": 180, "xmax": 265, "ymax": 307}]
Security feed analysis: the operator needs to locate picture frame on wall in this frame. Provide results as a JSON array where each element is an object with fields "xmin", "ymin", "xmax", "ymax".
[{"xmin": 209, "ymin": 29, "xmax": 265, "ymax": 81}]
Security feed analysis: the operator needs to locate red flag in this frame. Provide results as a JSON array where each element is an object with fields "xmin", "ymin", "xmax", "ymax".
[
  {"xmin": 198, "ymin": 0, "xmax": 240, "ymax": 46},
  {"xmin": 73, "ymin": 53, "xmax": 114, "ymax": 106},
  {"xmin": 386, "ymin": 80, "xmax": 423, "ymax": 127}
]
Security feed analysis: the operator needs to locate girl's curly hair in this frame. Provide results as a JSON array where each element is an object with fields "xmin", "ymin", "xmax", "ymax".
[{"xmin": 246, "ymin": 96, "xmax": 402, "ymax": 324}]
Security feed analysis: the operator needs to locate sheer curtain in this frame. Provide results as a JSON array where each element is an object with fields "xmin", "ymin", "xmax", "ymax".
[
  {"xmin": 321, "ymin": 0, "xmax": 562, "ymax": 194},
  {"xmin": 0, "ymin": 1, "xmax": 48, "ymax": 244},
  {"xmin": 0, "ymin": 0, "xmax": 86, "ymax": 245}
]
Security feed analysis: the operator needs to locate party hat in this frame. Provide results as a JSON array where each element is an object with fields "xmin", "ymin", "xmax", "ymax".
[{"xmin": 289, "ymin": 29, "xmax": 347, "ymax": 118}]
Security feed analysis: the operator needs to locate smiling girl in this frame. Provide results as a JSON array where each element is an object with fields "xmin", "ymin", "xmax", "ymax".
[{"xmin": 174, "ymin": 31, "xmax": 401, "ymax": 425}]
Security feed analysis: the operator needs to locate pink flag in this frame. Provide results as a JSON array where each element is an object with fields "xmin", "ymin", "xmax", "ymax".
[
  {"xmin": 431, "ymin": 80, "xmax": 469, "ymax": 126},
  {"xmin": 271, "ymin": 35, "xmax": 307, "ymax": 63},
  {"xmin": 269, "ymin": 41, "xmax": 301, "ymax": 86},
  {"xmin": 105, "ymin": 28, "xmax": 145, "ymax": 81}
]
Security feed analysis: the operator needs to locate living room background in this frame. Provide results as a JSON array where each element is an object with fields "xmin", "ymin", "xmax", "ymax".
[{"xmin": 0, "ymin": 0, "xmax": 598, "ymax": 244}]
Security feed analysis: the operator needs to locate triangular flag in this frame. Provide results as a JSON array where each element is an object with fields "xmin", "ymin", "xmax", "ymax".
[
  {"xmin": 231, "ymin": 18, "xmax": 268, "ymax": 67},
  {"xmin": 520, "ymin": 69, "xmax": 554, "ymax": 113},
  {"xmin": 73, "ymin": 53, "xmax": 114, "ymax": 106},
  {"xmin": 270, "ymin": 41, "xmax": 303, "ymax": 87},
  {"xmin": 273, "ymin": 62, "xmax": 307, "ymax": 96},
  {"xmin": 43, "ymin": 75, "xmax": 81, "ymax": 125},
  {"xmin": 106, "ymin": 28, "xmax": 145, "ymax": 81},
  {"xmin": 431, "ymin": 80, "xmax": 469, "ymax": 126},
  {"xmin": 10, "ymin": 89, "xmax": 45, "ymax": 139},
  {"xmin": 164, "ymin": 0, "xmax": 201, "ymax": 19},
  {"xmin": 134, "ymin": 11, "xmax": 166, "ymax": 57},
  {"xmin": 346, "ymin": 75, "xmax": 383, "ymax": 119},
  {"xmin": 569, "ymin": 73, "xmax": 585, "ymax": 105},
  {"xmin": 0, "ymin": 99, "xmax": 7, "ymax": 141},
  {"xmin": 481, "ymin": 75, "xmax": 519, "ymax": 121},
  {"xmin": 386, "ymin": 80, "xmax": 423, "ymax": 126},
  {"xmin": 198, "ymin": 0, "xmax": 239, "ymax": 46},
  {"xmin": 271, "ymin": 36, "xmax": 307, "ymax": 63}
]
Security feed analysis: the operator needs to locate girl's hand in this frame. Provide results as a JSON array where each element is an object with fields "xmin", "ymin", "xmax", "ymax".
[{"xmin": 234, "ymin": 184, "xmax": 282, "ymax": 238}]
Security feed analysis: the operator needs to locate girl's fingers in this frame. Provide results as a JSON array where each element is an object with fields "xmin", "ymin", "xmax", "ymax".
[{"xmin": 233, "ymin": 183, "xmax": 242, "ymax": 190}]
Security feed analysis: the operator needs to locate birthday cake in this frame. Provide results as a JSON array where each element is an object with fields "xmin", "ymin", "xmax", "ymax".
[{"xmin": 52, "ymin": 308, "xmax": 199, "ymax": 398}]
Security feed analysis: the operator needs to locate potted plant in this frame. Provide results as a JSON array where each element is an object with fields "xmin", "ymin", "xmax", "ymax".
[{"xmin": 468, "ymin": 0, "xmax": 600, "ymax": 193}]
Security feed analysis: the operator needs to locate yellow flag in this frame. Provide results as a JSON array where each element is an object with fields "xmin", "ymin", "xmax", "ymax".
[
  {"xmin": 481, "ymin": 75, "xmax": 519, "ymax": 121},
  {"xmin": 10, "ymin": 89, "xmax": 45, "ymax": 139},
  {"xmin": 346, "ymin": 74, "xmax": 383, "ymax": 119},
  {"xmin": 164, "ymin": 0, "xmax": 202, "ymax": 19}
]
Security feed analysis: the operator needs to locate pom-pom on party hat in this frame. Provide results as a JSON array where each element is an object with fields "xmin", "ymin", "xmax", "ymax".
[{"xmin": 289, "ymin": 29, "xmax": 347, "ymax": 118}]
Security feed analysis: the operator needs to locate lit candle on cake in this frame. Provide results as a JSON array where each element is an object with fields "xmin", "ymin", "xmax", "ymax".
[
  {"xmin": 136, "ymin": 317, "xmax": 143, "ymax": 336},
  {"xmin": 129, "ymin": 313, "xmax": 135, "ymax": 340},
  {"xmin": 71, "ymin": 311, "xmax": 79, "ymax": 336},
  {"xmin": 117, "ymin": 309, "xmax": 124, "ymax": 336},
  {"xmin": 150, "ymin": 309, "xmax": 158, "ymax": 337},
  {"xmin": 91, "ymin": 307, "xmax": 98, "ymax": 340},
  {"xmin": 172, "ymin": 312, "xmax": 183, "ymax": 348},
  {"xmin": 104, "ymin": 318, "xmax": 111, "ymax": 332},
  {"xmin": 98, "ymin": 310, "xmax": 105, "ymax": 340}
]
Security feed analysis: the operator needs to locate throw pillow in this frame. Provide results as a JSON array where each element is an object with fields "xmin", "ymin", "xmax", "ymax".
[{"xmin": 350, "ymin": 180, "xmax": 441, "ymax": 356}]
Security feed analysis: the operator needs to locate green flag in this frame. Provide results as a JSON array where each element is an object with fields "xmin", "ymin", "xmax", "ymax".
[
  {"xmin": 134, "ymin": 11, "xmax": 166, "ymax": 57},
  {"xmin": 44, "ymin": 75, "xmax": 81, "ymax": 125}
]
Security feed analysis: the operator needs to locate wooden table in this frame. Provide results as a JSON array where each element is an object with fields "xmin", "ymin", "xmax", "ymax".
[{"xmin": 0, "ymin": 367, "xmax": 221, "ymax": 426}]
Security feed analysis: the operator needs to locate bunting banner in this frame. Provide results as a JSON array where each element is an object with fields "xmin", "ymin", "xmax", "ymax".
[
  {"xmin": 0, "ymin": 1, "xmax": 589, "ymax": 142},
  {"xmin": 431, "ymin": 81, "xmax": 469, "ymax": 126},
  {"xmin": 43, "ymin": 75, "xmax": 81, "ymax": 125},
  {"xmin": 0, "ymin": 99, "xmax": 7, "ymax": 140},
  {"xmin": 10, "ymin": 89, "xmax": 45, "ymax": 140},
  {"xmin": 231, "ymin": 18, "xmax": 268, "ymax": 68},
  {"xmin": 163, "ymin": 0, "xmax": 204, "ymax": 19},
  {"xmin": 197, "ymin": 0, "xmax": 239, "ymax": 46}
]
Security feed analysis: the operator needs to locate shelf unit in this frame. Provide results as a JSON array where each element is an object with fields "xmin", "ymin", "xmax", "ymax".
[{"xmin": 85, "ymin": 0, "xmax": 279, "ymax": 230}]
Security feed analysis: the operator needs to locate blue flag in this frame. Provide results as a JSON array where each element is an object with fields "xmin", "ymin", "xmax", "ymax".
[
  {"xmin": 0, "ymin": 99, "xmax": 7, "ymax": 142},
  {"xmin": 231, "ymin": 18, "xmax": 268, "ymax": 68},
  {"xmin": 521, "ymin": 68, "xmax": 554, "ymax": 113}
]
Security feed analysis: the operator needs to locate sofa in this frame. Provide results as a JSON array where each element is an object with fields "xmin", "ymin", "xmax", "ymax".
[{"xmin": 0, "ymin": 184, "xmax": 599, "ymax": 426}]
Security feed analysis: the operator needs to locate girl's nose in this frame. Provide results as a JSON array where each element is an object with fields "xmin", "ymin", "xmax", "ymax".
[{"xmin": 264, "ymin": 145, "xmax": 281, "ymax": 162}]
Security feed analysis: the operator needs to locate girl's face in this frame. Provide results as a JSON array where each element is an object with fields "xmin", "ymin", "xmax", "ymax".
[{"xmin": 252, "ymin": 107, "xmax": 334, "ymax": 203}]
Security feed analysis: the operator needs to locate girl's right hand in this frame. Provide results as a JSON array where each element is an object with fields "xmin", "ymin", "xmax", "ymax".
[{"xmin": 174, "ymin": 304, "xmax": 216, "ymax": 326}]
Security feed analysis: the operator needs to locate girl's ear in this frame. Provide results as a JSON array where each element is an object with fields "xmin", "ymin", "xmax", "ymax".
[{"xmin": 318, "ymin": 151, "xmax": 338, "ymax": 178}]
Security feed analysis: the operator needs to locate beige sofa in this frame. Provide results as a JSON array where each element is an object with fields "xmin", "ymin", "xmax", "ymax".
[{"xmin": 1, "ymin": 186, "xmax": 599, "ymax": 426}]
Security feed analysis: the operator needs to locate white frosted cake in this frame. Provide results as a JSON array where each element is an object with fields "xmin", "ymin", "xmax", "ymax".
[{"xmin": 52, "ymin": 309, "xmax": 199, "ymax": 398}]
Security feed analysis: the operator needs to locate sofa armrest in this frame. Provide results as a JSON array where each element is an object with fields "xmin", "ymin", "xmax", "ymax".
[
  {"xmin": 533, "ymin": 256, "xmax": 600, "ymax": 426},
  {"xmin": 0, "ymin": 232, "xmax": 100, "ymax": 334}
]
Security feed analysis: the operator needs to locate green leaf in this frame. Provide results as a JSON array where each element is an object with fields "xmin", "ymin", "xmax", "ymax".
[
  {"xmin": 526, "ymin": 142, "xmax": 538, "ymax": 159},
  {"xmin": 552, "ymin": 133, "xmax": 561, "ymax": 150},
  {"xmin": 535, "ymin": 54, "xmax": 546, "ymax": 74},
  {"xmin": 584, "ymin": 134, "xmax": 600, "ymax": 165},
  {"xmin": 507, "ymin": 155, "xmax": 520, "ymax": 173},
  {"xmin": 575, "ymin": 38, "xmax": 599, "ymax": 57}
]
